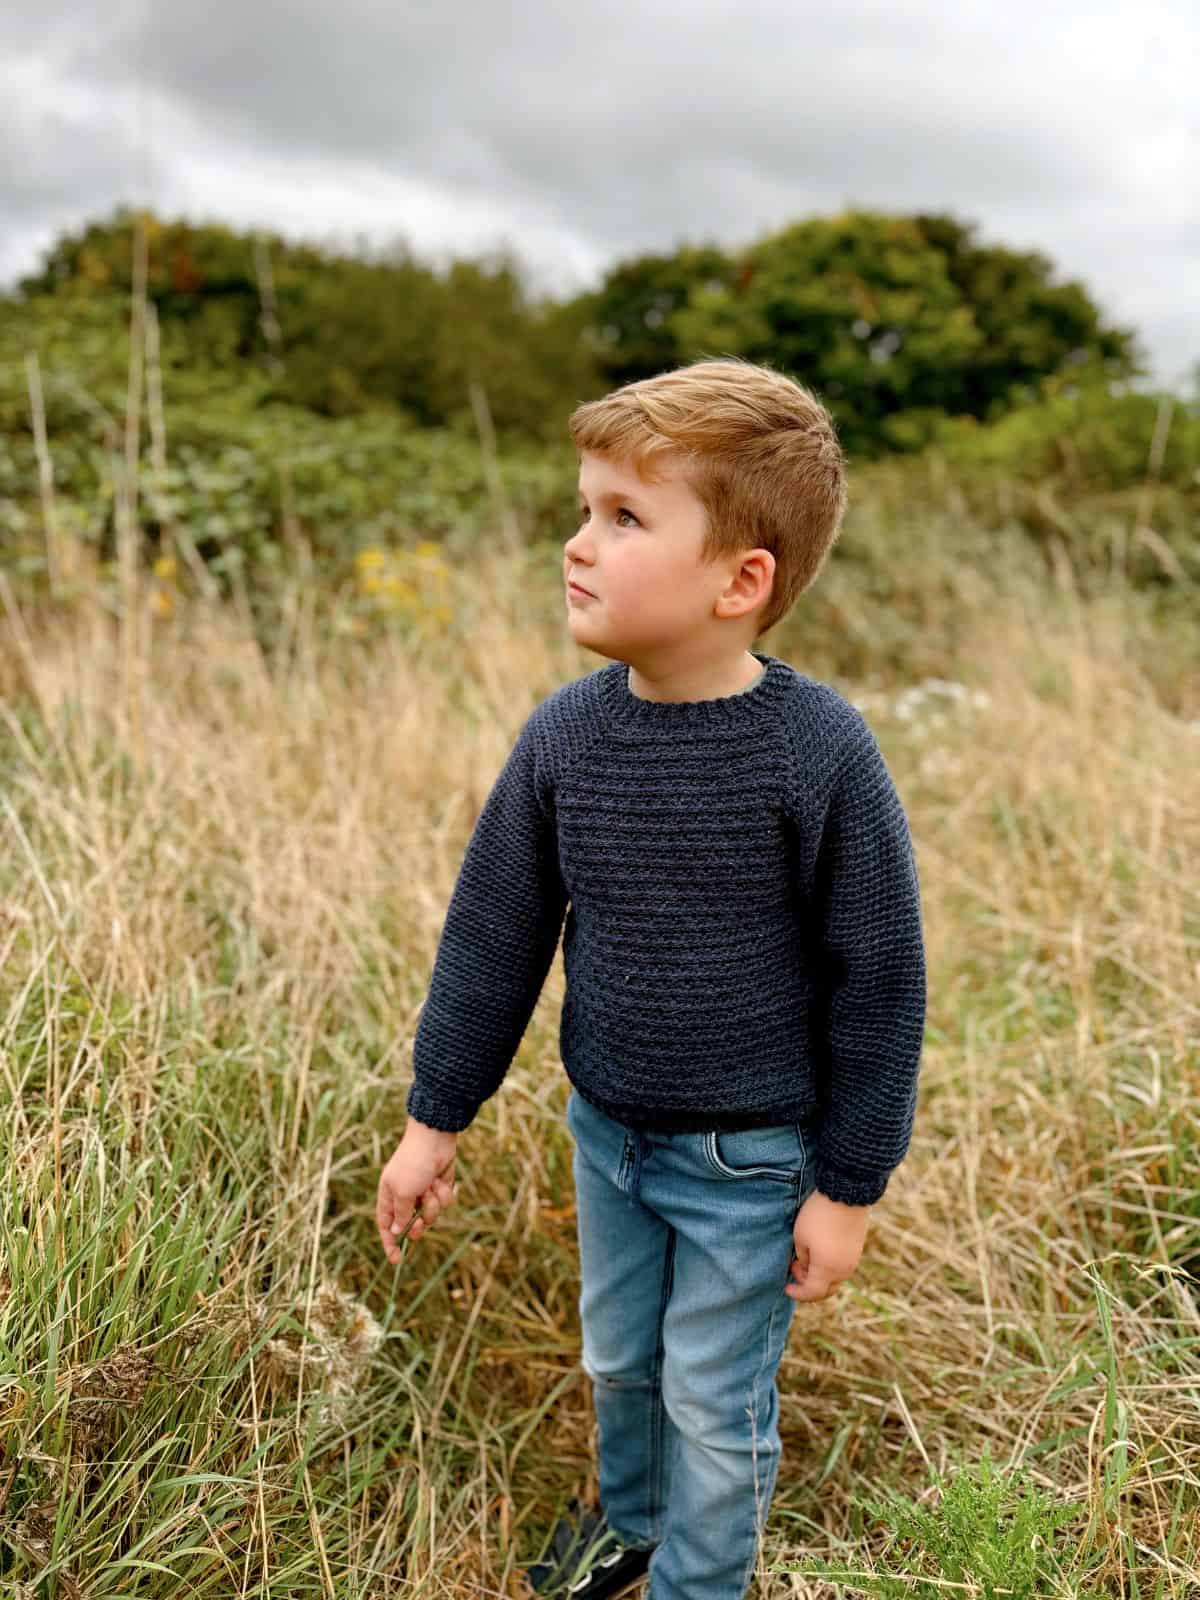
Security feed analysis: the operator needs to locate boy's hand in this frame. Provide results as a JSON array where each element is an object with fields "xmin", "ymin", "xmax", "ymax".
[
  {"xmin": 376, "ymin": 1122, "xmax": 460, "ymax": 1266},
  {"xmin": 785, "ymin": 1189, "xmax": 870, "ymax": 1302}
]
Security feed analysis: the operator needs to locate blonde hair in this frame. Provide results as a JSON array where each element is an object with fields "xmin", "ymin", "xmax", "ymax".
[{"xmin": 568, "ymin": 357, "xmax": 848, "ymax": 639}]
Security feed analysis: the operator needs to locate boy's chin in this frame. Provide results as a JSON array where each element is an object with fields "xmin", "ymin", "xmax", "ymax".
[{"xmin": 566, "ymin": 627, "xmax": 623, "ymax": 665}]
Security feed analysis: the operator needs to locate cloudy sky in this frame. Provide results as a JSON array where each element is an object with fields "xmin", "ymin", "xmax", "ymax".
[{"xmin": 3, "ymin": 0, "xmax": 1195, "ymax": 388}]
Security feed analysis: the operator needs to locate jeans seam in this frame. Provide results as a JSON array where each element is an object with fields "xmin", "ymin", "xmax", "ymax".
[
  {"xmin": 647, "ymin": 1225, "xmax": 675, "ymax": 1544},
  {"xmin": 737, "ymin": 1295, "xmax": 780, "ymax": 1595}
]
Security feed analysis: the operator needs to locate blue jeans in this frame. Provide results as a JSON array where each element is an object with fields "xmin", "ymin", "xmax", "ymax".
[{"xmin": 565, "ymin": 1084, "xmax": 820, "ymax": 1600}]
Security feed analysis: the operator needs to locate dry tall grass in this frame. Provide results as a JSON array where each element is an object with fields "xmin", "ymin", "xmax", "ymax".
[{"xmin": 0, "ymin": 537, "xmax": 1197, "ymax": 1595}]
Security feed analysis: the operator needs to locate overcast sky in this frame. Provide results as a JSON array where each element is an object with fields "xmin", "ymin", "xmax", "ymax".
[{"xmin": 3, "ymin": 0, "xmax": 1196, "ymax": 388}]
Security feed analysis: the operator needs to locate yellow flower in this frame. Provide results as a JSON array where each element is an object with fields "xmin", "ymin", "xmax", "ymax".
[
  {"xmin": 355, "ymin": 547, "xmax": 387, "ymax": 570},
  {"xmin": 153, "ymin": 553, "xmax": 177, "ymax": 580},
  {"xmin": 150, "ymin": 588, "xmax": 174, "ymax": 619}
]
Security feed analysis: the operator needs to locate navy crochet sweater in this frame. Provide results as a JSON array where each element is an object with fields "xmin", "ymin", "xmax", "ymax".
[{"xmin": 405, "ymin": 650, "xmax": 927, "ymax": 1205}]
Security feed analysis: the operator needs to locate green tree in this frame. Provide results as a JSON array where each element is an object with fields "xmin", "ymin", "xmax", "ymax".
[
  {"xmin": 275, "ymin": 249, "xmax": 443, "ymax": 422},
  {"xmin": 570, "ymin": 244, "xmax": 739, "ymax": 388},
  {"xmin": 14, "ymin": 207, "xmax": 601, "ymax": 438},
  {"xmin": 427, "ymin": 252, "xmax": 598, "ymax": 444},
  {"xmin": 605, "ymin": 210, "xmax": 1140, "ymax": 456},
  {"xmin": 912, "ymin": 210, "xmax": 1140, "ymax": 415}
]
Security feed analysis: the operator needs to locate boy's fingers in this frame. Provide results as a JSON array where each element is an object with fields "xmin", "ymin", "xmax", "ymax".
[
  {"xmin": 385, "ymin": 1195, "xmax": 417, "ymax": 1241},
  {"xmin": 376, "ymin": 1200, "xmax": 395, "ymax": 1253},
  {"xmin": 379, "ymin": 1177, "xmax": 460, "ymax": 1261}
]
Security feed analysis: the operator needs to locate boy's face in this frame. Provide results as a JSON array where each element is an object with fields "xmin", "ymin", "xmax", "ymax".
[{"xmin": 564, "ymin": 449, "xmax": 769, "ymax": 660}]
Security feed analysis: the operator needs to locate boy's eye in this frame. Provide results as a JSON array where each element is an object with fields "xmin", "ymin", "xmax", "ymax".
[{"xmin": 578, "ymin": 505, "xmax": 640, "ymax": 526}]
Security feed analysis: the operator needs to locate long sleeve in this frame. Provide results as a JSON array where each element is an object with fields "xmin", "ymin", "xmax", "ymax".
[
  {"xmin": 806, "ymin": 717, "xmax": 927, "ymax": 1206},
  {"xmin": 405, "ymin": 707, "xmax": 569, "ymax": 1132}
]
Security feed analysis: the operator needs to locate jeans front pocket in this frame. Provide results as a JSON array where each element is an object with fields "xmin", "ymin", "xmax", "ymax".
[{"xmin": 701, "ymin": 1121, "xmax": 809, "ymax": 1186}]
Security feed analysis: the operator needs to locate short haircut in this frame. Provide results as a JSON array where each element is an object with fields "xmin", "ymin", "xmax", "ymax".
[{"xmin": 568, "ymin": 357, "xmax": 848, "ymax": 639}]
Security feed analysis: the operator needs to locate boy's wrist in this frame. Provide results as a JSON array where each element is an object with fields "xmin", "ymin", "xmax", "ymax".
[{"xmin": 405, "ymin": 1115, "xmax": 460, "ymax": 1146}]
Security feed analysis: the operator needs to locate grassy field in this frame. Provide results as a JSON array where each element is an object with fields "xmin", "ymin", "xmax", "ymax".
[{"xmin": 1, "ymin": 475, "xmax": 1198, "ymax": 1596}]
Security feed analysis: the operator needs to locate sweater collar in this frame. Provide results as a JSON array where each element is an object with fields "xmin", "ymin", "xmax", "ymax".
[{"xmin": 597, "ymin": 650, "xmax": 789, "ymax": 735}]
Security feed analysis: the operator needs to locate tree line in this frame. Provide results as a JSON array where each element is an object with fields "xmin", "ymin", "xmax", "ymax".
[{"xmin": 11, "ymin": 204, "xmax": 1144, "ymax": 459}]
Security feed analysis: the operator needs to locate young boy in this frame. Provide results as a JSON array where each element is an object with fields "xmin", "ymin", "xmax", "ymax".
[{"xmin": 376, "ymin": 357, "xmax": 927, "ymax": 1600}]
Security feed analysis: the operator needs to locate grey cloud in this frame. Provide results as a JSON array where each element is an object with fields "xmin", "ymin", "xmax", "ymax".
[
  {"xmin": 58, "ymin": 1, "xmax": 1116, "ymax": 230},
  {"xmin": 1, "ymin": 0, "xmax": 1194, "ymax": 383}
]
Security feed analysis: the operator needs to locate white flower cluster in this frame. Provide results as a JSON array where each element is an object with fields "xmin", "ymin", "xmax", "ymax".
[
  {"xmin": 849, "ymin": 679, "xmax": 991, "ymax": 784},
  {"xmin": 851, "ymin": 678, "xmax": 991, "ymax": 726}
]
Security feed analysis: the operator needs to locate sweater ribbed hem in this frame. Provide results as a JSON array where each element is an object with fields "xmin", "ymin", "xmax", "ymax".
[{"xmin": 570, "ymin": 1079, "xmax": 823, "ymax": 1138}]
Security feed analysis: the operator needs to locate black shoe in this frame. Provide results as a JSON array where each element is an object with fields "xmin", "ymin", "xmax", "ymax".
[{"xmin": 523, "ymin": 1495, "xmax": 653, "ymax": 1598}]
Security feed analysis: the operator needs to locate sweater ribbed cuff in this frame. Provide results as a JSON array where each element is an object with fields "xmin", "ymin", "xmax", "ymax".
[
  {"xmin": 811, "ymin": 1154, "xmax": 892, "ymax": 1207},
  {"xmin": 405, "ymin": 1080, "xmax": 476, "ymax": 1135}
]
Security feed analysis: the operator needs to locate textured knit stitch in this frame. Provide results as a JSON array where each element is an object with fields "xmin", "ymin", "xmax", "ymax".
[{"xmin": 406, "ymin": 650, "xmax": 927, "ymax": 1206}]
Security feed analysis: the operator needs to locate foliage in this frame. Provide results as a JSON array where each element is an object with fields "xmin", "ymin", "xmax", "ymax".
[
  {"xmin": 930, "ymin": 376, "xmax": 1200, "ymax": 491},
  {"xmin": 1, "ymin": 295, "xmax": 1196, "ymax": 615},
  {"xmin": 13, "ymin": 207, "xmax": 595, "ymax": 443},
  {"xmin": 7, "ymin": 203, "xmax": 1149, "ymax": 461},
  {"xmin": 0, "ymin": 280, "xmax": 575, "ymax": 587},
  {"xmin": 1, "ymin": 206, "xmax": 1193, "ymax": 621},
  {"xmin": 775, "ymin": 1445, "xmax": 1082, "ymax": 1598},
  {"xmin": 663, "ymin": 210, "xmax": 1140, "ymax": 456},
  {"xmin": 568, "ymin": 242, "xmax": 739, "ymax": 387}
]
